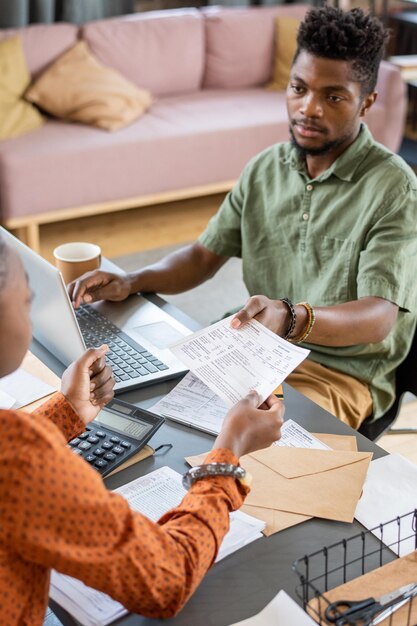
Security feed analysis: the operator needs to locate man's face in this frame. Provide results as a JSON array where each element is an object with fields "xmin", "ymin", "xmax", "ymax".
[
  {"xmin": 0, "ymin": 246, "xmax": 33, "ymax": 378},
  {"xmin": 287, "ymin": 51, "xmax": 376, "ymax": 158}
]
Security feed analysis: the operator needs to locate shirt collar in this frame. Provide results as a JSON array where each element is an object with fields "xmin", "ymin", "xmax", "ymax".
[{"xmin": 281, "ymin": 124, "xmax": 374, "ymax": 183}]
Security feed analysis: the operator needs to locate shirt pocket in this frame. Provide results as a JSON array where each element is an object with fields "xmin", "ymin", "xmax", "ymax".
[{"xmin": 314, "ymin": 236, "xmax": 356, "ymax": 305}]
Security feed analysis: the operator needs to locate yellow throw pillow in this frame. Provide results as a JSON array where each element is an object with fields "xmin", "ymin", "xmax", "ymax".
[
  {"xmin": 26, "ymin": 41, "xmax": 153, "ymax": 131},
  {"xmin": 0, "ymin": 36, "xmax": 43, "ymax": 140},
  {"xmin": 268, "ymin": 16, "xmax": 300, "ymax": 91}
]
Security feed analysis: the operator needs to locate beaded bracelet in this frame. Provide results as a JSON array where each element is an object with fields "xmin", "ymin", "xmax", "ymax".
[
  {"xmin": 293, "ymin": 302, "xmax": 316, "ymax": 343},
  {"xmin": 280, "ymin": 297, "xmax": 297, "ymax": 340}
]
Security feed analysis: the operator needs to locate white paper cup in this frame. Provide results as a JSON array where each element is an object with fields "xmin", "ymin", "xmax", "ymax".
[{"xmin": 53, "ymin": 241, "xmax": 101, "ymax": 284}]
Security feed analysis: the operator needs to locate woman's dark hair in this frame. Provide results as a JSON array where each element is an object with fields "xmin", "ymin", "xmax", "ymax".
[{"xmin": 295, "ymin": 6, "xmax": 389, "ymax": 94}]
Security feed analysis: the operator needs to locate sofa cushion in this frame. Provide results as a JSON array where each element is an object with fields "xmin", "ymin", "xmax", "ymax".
[
  {"xmin": 26, "ymin": 41, "xmax": 152, "ymax": 131},
  {"xmin": 0, "ymin": 23, "xmax": 78, "ymax": 78},
  {"xmin": 0, "ymin": 36, "xmax": 43, "ymax": 140},
  {"xmin": 202, "ymin": 5, "xmax": 308, "ymax": 89},
  {"xmin": 82, "ymin": 9, "xmax": 204, "ymax": 97},
  {"xmin": 268, "ymin": 16, "xmax": 300, "ymax": 91},
  {"xmin": 0, "ymin": 89, "xmax": 291, "ymax": 220}
]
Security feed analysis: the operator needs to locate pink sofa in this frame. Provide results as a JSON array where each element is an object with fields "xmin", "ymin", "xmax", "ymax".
[{"xmin": 0, "ymin": 6, "xmax": 407, "ymax": 250}]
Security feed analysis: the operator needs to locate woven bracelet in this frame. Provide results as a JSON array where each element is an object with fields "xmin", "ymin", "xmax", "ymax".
[
  {"xmin": 294, "ymin": 302, "xmax": 316, "ymax": 343},
  {"xmin": 280, "ymin": 297, "xmax": 297, "ymax": 340}
]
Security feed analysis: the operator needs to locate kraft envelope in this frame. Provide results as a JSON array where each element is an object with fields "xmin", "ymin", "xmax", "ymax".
[
  {"xmin": 186, "ymin": 433, "xmax": 364, "ymax": 533},
  {"xmin": 245, "ymin": 448, "xmax": 372, "ymax": 522}
]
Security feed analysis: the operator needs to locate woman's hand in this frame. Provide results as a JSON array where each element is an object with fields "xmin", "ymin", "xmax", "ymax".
[
  {"xmin": 61, "ymin": 345, "xmax": 115, "ymax": 425},
  {"xmin": 213, "ymin": 391, "xmax": 284, "ymax": 458}
]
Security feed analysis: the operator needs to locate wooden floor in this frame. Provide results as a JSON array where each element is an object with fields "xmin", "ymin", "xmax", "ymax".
[
  {"xmin": 38, "ymin": 193, "xmax": 226, "ymax": 263},
  {"xmin": 378, "ymin": 400, "xmax": 417, "ymax": 465},
  {"xmin": 36, "ymin": 193, "xmax": 417, "ymax": 466}
]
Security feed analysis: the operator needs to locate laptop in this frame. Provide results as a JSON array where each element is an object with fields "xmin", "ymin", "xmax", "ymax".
[{"xmin": 2, "ymin": 228, "xmax": 192, "ymax": 392}]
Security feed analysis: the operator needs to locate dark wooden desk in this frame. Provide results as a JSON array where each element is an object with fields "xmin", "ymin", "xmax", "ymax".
[{"xmin": 36, "ymin": 288, "xmax": 385, "ymax": 626}]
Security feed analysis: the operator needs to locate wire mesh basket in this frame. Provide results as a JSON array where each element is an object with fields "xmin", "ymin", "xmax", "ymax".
[{"xmin": 292, "ymin": 510, "xmax": 417, "ymax": 625}]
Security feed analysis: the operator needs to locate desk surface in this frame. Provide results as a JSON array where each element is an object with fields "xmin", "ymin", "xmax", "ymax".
[{"xmin": 37, "ymin": 287, "xmax": 385, "ymax": 626}]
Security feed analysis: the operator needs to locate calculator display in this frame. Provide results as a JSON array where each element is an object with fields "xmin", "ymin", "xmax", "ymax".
[{"xmin": 94, "ymin": 409, "xmax": 152, "ymax": 440}]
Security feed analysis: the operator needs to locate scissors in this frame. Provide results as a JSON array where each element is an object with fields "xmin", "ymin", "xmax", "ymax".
[{"xmin": 324, "ymin": 582, "xmax": 417, "ymax": 626}]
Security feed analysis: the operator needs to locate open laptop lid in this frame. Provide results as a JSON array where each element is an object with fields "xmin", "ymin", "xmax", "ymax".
[{"xmin": 1, "ymin": 227, "xmax": 86, "ymax": 365}]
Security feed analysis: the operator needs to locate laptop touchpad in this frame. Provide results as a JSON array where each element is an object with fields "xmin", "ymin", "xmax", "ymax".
[{"xmin": 132, "ymin": 321, "xmax": 186, "ymax": 349}]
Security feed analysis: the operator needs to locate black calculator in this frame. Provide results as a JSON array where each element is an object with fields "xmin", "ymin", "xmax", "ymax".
[{"xmin": 68, "ymin": 398, "xmax": 165, "ymax": 477}]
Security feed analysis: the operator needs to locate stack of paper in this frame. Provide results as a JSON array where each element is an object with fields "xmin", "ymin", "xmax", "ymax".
[
  {"xmin": 187, "ymin": 421, "xmax": 371, "ymax": 536},
  {"xmin": 50, "ymin": 466, "xmax": 265, "ymax": 626}
]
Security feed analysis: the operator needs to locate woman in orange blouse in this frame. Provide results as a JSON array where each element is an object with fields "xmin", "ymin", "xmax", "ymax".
[{"xmin": 0, "ymin": 235, "xmax": 284, "ymax": 626}]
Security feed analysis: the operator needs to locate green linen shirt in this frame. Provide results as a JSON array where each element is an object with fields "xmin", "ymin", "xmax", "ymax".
[{"xmin": 199, "ymin": 125, "xmax": 417, "ymax": 419}]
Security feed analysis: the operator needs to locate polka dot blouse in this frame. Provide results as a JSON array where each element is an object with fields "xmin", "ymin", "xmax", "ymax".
[{"xmin": 0, "ymin": 393, "xmax": 248, "ymax": 625}]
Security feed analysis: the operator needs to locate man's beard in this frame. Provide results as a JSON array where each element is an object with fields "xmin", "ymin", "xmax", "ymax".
[{"xmin": 289, "ymin": 127, "xmax": 344, "ymax": 157}]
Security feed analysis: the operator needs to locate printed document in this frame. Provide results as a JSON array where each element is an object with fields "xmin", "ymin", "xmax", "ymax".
[
  {"xmin": 151, "ymin": 371, "xmax": 228, "ymax": 434},
  {"xmin": 170, "ymin": 315, "xmax": 309, "ymax": 407},
  {"xmin": 50, "ymin": 466, "xmax": 265, "ymax": 626},
  {"xmin": 273, "ymin": 420, "xmax": 331, "ymax": 450}
]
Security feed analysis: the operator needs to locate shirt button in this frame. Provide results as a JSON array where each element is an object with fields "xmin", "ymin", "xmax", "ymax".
[
  {"xmin": 306, "ymin": 184, "xmax": 313, "ymax": 191},
  {"xmin": 302, "ymin": 212, "xmax": 309, "ymax": 221}
]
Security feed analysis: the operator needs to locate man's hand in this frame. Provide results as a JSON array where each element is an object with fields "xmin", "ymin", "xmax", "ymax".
[
  {"xmin": 213, "ymin": 391, "xmax": 284, "ymax": 458},
  {"xmin": 67, "ymin": 270, "xmax": 132, "ymax": 309},
  {"xmin": 231, "ymin": 295, "xmax": 295, "ymax": 336},
  {"xmin": 61, "ymin": 345, "xmax": 115, "ymax": 425}
]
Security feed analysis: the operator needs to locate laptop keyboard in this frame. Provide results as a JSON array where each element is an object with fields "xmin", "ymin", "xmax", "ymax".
[{"xmin": 75, "ymin": 305, "xmax": 169, "ymax": 383}]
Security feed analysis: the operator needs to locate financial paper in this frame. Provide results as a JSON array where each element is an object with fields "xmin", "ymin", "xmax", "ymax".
[{"xmin": 169, "ymin": 315, "xmax": 309, "ymax": 407}]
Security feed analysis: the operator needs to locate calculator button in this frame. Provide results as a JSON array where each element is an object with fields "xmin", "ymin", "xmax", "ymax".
[
  {"xmin": 96, "ymin": 431, "xmax": 106, "ymax": 438},
  {"xmin": 72, "ymin": 448, "xmax": 83, "ymax": 455},
  {"xmin": 93, "ymin": 448, "xmax": 104, "ymax": 456},
  {"xmin": 69, "ymin": 438, "xmax": 80, "ymax": 446},
  {"xmin": 112, "ymin": 446, "xmax": 124, "ymax": 455},
  {"xmin": 79, "ymin": 432, "xmax": 89, "ymax": 439},
  {"xmin": 110, "ymin": 436, "xmax": 120, "ymax": 444},
  {"xmin": 102, "ymin": 442, "xmax": 113, "ymax": 450},
  {"xmin": 85, "ymin": 454, "xmax": 96, "ymax": 463},
  {"xmin": 78, "ymin": 442, "xmax": 92, "ymax": 450},
  {"xmin": 87, "ymin": 435, "xmax": 99, "ymax": 444},
  {"xmin": 94, "ymin": 459, "xmax": 108, "ymax": 469},
  {"xmin": 120, "ymin": 441, "xmax": 131, "ymax": 449},
  {"xmin": 104, "ymin": 452, "xmax": 116, "ymax": 461}
]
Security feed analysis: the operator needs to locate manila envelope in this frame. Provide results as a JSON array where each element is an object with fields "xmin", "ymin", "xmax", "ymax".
[
  {"xmin": 185, "ymin": 434, "xmax": 364, "ymax": 534},
  {"xmin": 245, "ymin": 447, "xmax": 372, "ymax": 523},
  {"xmin": 307, "ymin": 551, "xmax": 417, "ymax": 625}
]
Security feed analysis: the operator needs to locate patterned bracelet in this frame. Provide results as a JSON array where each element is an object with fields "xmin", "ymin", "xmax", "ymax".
[
  {"xmin": 293, "ymin": 302, "xmax": 316, "ymax": 343},
  {"xmin": 280, "ymin": 297, "xmax": 297, "ymax": 340}
]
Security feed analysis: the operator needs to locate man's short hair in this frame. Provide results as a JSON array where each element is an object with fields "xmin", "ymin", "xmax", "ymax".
[{"xmin": 295, "ymin": 6, "xmax": 389, "ymax": 94}]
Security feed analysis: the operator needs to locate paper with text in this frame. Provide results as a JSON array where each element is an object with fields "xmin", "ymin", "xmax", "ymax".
[
  {"xmin": 170, "ymin": 316, "xmax": 309, "ymax": 407},
  {"xmin": 274, "ymin": 420, "xmax": 331, "ymax": 450},
  {"xmin": 50, "ymin": 466, "xmax": 265, "ymax": 626},
  {"xmin": 151, "ymin": 371, "xmax": 228, "ymax": 434}
]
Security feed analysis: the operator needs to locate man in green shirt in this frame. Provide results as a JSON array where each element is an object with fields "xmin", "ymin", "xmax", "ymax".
[{"xmin": 69, "ymin": 6, "xmax": 417, "ymax": 429}]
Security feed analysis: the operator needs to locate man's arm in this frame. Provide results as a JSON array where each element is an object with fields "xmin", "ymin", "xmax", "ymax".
[
  {"xmin": 68, "ymin": 242, "xmax": 228, "ymax": 308},
  {"xmin": 232, "ymin": 295, "xmax": 399, "ymax": 346}
]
